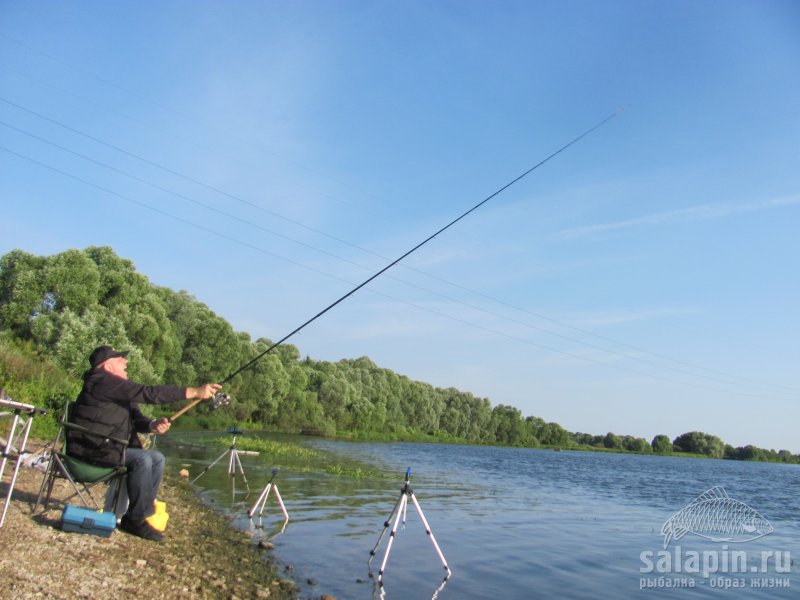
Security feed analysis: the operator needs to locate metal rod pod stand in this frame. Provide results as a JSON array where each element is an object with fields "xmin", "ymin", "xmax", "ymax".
[
  {"xmin": 368, "ymin": 468, "xmax": 452, "ymax": 587},
  {"xmin": 248, "ymin": 468, "xmax": 289, "ymax": 532},
  {"xmin": 247, "ymin": 468, "xmax": 289, "ymax": 538},
  {"xmin": 191, "ymin": 436, "xmax": 253, "ymax": 499},
  {"xmin": 0, "ymin": 393, "xmax": 46, "ymax": 528}
]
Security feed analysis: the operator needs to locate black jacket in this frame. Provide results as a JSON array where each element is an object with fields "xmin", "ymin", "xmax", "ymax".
[{"xmin": 66, "ymin": 370, "xmax": 186, "ymax": 467}]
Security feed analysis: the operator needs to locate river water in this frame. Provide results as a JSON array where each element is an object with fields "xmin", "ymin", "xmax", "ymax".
[{"xmin": 160, "ymin": 434, "xmax": 799, "ymax": 599}]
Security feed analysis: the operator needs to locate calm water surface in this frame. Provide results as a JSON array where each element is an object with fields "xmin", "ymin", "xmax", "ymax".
[{"xmin": 160, "ymin": 434, "xmax": 799, "ymax": 599}]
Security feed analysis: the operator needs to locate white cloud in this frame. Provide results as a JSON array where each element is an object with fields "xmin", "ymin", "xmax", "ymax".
[{"xmin": 554, "ymin": 194, "xmax": 800, "ymax": 240}]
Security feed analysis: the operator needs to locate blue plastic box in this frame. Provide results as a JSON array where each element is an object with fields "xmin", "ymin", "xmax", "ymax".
[{"xmin": 61, "ymin": 505, "xmax": 116, "ymax": 538}]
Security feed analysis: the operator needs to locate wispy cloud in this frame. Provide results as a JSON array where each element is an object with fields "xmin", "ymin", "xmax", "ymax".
[{"xmin": 555, "ymin": 194, "xmax": 800, "ymax": 240}]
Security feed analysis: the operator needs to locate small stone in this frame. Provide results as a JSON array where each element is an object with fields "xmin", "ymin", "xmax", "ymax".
[
  {"xmin": 321, "ymin": 595, "xmax": 337, "ymax": 600},
  {"xmin": 258, "ymin": 541, "xmax": 274, "ymax": 550},
  {"xmin": 306, "ymin": 578, "xmax": 316, "ymax": 586},
  {"xmin": 255, "ymin": 588, "xmax": 271, "ymax": 599},
  {"xmin": 135, "ymin": 559, "xmax": 147, "ymax": 568}
]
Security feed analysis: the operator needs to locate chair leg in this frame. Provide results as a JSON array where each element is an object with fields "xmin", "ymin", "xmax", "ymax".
[
  {"xmin": 78, "ymin": 481, "xmax": 102, "ymax": 511},
  {"xmin": 104, "ymin": 476, "xmax": 127, "ymax": 520},
  {"xmin": 34, "ymin": 448, "xmax": 59, "ymax": 512},
  {"xmin": 45, "ymin": 455, "xmax": 93, "ymax": 510}
]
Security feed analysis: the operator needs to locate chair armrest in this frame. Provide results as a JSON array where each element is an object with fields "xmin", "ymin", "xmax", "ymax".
[{"xmin": 62, "ymin": 422, "xmax": 130, "ymax": 447}]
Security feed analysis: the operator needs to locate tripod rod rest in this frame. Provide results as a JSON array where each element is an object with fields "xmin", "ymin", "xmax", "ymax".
[
  {"xmin": 267, "ymin": 467, "xmax": 279, "ymax": 484},
  {"xmin": 401, "ymin": 466, "xmax": 414, "ymax": 493}
]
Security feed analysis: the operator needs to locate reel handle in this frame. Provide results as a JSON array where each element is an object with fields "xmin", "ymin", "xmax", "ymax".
[{"xmin": 169, "ymin": 392, "xmax": 230, "ymax": 423}]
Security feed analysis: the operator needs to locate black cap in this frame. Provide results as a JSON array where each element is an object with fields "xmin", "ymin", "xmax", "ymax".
[{"xmin": 89, "ymin": 345, "xmax": 129, "ymax": 368}]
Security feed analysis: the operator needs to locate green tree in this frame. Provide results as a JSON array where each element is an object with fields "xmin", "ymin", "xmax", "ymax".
[
  {"xmin": 651, "ymin": 434, "xmax": 673, "ymax": 454},
  {"xmin": 318, "ymin": 374, "xmax": 356, "ymax": 429},
  {"xmin": 526, "ymin": 416, "xmax": 546, "ymax": 446},
  {"xmin": 464, "ymin": 394, "xmax": 492, "ymax": 443},
  {"xmin": 623, "ymin": 436, "xmax": 652, "ymax": 453},
  {"xmin": 278, "ymin": 390, "xmax": 334, "ymax": 435},
  {"xmin": 490, "ymin": 404, "xmax": 527, "ymax": 445},
  {"xmin": 0, "ymin": 250, "xmax": 46, "ymax": 337},
  {"xmin": 42, "ymin": 249, "xmax": 101, "ymax": 314},
  {"xmin": 673, "ymin": 431, "xmax": 725, "ymax": 458},
  {"xmin": 439, "ymin": 402, "xmax": 468, "ymax": 438},
  {"xmin": 539, "ymin": 422, "xmax": 571, "ymax": 447},
  {"xmin": 233, "ymin": 339, "xmax": 291, "ymax": 424}
]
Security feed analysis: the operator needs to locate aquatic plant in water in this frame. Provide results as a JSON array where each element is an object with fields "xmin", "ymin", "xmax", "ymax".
[{"xmin": 207, "ymin": 436, "xmax": 379, "ymax": 478}]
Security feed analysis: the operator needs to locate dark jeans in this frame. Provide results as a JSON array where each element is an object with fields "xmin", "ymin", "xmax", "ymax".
[{"xmin": 124, "ymin": 448, "xmax": 165, "ymax": 522}]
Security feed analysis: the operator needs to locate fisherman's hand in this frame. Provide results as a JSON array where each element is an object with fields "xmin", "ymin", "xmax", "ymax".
[
  {"xmin": 186, "ymin": 383, "xmax": 222, "ymax": 400},
  {"xmin": 151, "ymin": 417, "xmax": 171, "ymax": 435}
]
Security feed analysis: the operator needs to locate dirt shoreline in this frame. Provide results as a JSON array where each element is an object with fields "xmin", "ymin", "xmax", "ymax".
[{"xmin": 0, "ymin": 442, "xmax": 300, "ymax": 600}]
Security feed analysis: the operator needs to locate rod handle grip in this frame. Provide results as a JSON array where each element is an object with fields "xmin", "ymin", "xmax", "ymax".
[{"xmin": 169, "ymin": 398, "xmax": 202, "ymax": 422}]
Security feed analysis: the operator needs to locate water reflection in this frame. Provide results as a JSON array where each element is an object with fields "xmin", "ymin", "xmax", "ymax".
[
  {"xmin": 248, "ymin": 514, "xmax": 289, "ymax": 541},
  {"xmin": 372, "ymin": 574, "xmax": 450, "ymax": 600}
]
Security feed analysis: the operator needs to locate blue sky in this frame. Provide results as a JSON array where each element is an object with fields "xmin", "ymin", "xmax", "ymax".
[{"xmin": 1, "ymin": 1, "xmax": 798, "ymax": 452}]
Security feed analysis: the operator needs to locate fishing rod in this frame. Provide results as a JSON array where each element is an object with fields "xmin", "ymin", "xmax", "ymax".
[{"xmin": 198, "ymin": 110, "xmax": 622, "ymax": 405}]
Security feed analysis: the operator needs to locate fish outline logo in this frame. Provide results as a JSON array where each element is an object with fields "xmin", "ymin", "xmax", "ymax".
[{"xmin": 661, "ymin": 486, "xmax": 774, "ymax": 549}]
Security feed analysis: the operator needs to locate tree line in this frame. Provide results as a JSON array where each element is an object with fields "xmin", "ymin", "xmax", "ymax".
[{"xmin": 1, "ymin": 247, "xmax": 797, "ymax": 464}]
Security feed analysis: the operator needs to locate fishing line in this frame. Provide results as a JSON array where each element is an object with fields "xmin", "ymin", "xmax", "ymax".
[
  {"xmin": 0, "ymin": 38, "xmax": 389, "ymax": 217},
  {"xmin": 0, "ymin": 95, "xmax": 369, "ymax": 255},
  {"xmin": 4, "ymin": 139, "xmax": 797, "ymax": 401},
  {"xmin": 5, "ymin": 41, "xmax": 790, "ymax": 391},
  {"xmin": 0, "ymin": 118, "xmax": 368, "ymax": 268},
  {"xmin": 218, "ymin": 111, "xmax": 621, "ymax": 385},
  {"xmin": 3, "ymin": 99, "xmax": 794, "ymax": 395},
  {"xmin": 3, "ymin": 38, "xmax": 794, "ymax": 397}
]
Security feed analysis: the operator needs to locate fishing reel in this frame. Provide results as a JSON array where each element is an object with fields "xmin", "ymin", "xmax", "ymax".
[{"xmin": 211, "ymin": 392, "xmax": 231, "ymax": 410}]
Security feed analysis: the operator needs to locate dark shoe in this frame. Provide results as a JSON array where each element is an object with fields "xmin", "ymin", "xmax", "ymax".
[{"xmin": 120, "ymin": 515, "xmax": 163, "ymax": 542}]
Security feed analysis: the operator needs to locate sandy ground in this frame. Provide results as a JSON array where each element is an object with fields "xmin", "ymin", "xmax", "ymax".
[{"xmin": 0, "ymin": 443, "xmax": 303, "ymax": 600}]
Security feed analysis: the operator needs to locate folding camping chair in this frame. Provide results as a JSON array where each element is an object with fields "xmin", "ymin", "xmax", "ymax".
[{"xmin": 34, "ymin": 399, "xmax": 128, "ymax": 514}]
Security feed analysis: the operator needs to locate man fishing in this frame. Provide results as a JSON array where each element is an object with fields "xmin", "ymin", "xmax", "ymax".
[{"xmin": 66, "ymin": 345, "xmax": 221, "ymax": 542}]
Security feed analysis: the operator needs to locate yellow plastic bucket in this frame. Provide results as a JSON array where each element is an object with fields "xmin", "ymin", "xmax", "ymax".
[{"xmin": 146, "ymin": 500, "xmax": 169, "ymax": 532}]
